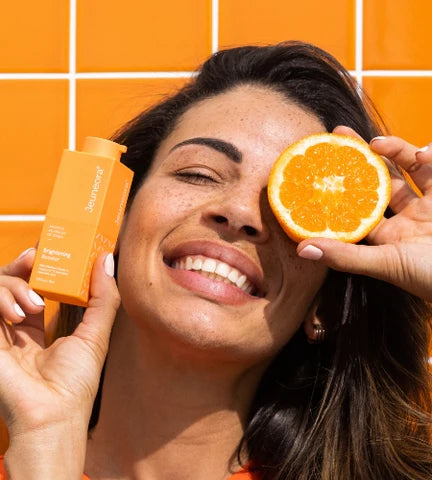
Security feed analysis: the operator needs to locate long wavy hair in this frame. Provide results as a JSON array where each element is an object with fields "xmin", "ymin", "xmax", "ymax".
[{"xmin": 57, "ymin": 41, "xmax": 432, "ymax": 479}]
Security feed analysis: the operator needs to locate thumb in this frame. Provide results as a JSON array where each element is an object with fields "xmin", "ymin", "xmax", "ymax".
[
  {"xmin": 0, "ymin": 247, "xmax": 36, "ymax": 280},
  {"xmin": 72, "ymin": 253, "xmax": 121, "ymax": 364},
  {"xmin": 297, "ymin": 238, "xmax": 397, "ymax": 282}
]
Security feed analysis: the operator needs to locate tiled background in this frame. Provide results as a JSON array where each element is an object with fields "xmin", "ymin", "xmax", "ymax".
[{"xmin": 0, "ymin": 0, "xmax": 431, "ymax": 452}]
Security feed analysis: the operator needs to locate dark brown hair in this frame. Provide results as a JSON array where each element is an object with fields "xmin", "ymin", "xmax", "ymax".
[{"xmin": 57, "ymin": 41, "xmax": 432, "ymax": 479}]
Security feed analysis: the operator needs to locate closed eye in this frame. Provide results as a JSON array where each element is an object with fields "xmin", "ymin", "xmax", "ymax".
[{"xmin": 175, "ymin": 171, "xmax": 219, "ymax": 185}]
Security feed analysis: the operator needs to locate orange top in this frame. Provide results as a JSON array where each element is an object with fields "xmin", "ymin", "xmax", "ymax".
[{"xmin": 0, "ymin": 456, "xmax": 259, "ymax": 479}]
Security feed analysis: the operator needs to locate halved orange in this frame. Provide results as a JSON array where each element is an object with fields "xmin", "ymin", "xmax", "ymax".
[{"xmin": 268, "ymin": 133, "xmax": 392, "ymax": 243}]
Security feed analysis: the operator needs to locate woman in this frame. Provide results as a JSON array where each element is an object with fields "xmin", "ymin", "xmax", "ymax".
[{"xmin": 0, "ymin": 42, "xmax": 431, "ymax": 479}]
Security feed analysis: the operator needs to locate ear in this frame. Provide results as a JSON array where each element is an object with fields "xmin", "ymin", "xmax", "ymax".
[{"xmin": 303, "ymin": 296, "xmax": 326, "ymax": 344}]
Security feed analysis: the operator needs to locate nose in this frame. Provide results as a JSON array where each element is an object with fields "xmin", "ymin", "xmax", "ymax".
[{"xmin": 202, "ymin": 187, "xmax": 270, "ymax": 242}]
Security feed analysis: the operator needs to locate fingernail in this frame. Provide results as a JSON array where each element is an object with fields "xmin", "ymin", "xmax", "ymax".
[
  {"xmin": 104, "ymin": 253, "xmax": 115, "ymax": 277},
  {"xmin": 17, "ymin": 247, "xmax": 35, "ymax": 260},
  {"xmin": 28, "ymin": 290, "xmax": 45, "ymax": 307},
  {"xmin": 370, "ymin": 136, "xmax": 386, "ymax": 143},
  {"xmin": 13, "ymin": 303, "xmax": 26, "ymax": 318},
  {"xmin": 416, "ymin": 145, "xmax": 429, "ymax": 153},
  {"xmin": 298, "ymin": 245, "xmax": 324, "ymax": 261}
]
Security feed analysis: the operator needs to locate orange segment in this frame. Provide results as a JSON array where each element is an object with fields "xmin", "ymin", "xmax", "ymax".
[{"xmin": 268, "ymin": 133, "xmax": 392, "ymax": 243}]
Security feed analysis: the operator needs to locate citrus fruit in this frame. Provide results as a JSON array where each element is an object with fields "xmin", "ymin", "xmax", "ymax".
[{"xmin": 268, "ymin": 133, "xmax": 392, "ymax": 243}]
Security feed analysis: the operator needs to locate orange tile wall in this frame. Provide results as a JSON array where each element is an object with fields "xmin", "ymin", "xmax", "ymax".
[{"xmin": 0, "ymin": 0, "xmax": 431, "ymax": 453}]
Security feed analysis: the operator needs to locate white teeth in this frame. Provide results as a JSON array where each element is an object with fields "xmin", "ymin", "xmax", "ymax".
[
  {"xmin": 172, "ymin": 255, "xmax": 257, "ymax": 295},
  {"xmin": 192, "ymin": 258, "xmax": 203, "ymax": 270},
  {"xmin": 228, "ymin": 269, "xmax": 239, "ymax": 284},
  {"xmin": 202, "ymin": 258, "xmax": 217, "ymax": 273},
  {"xmin": 215, "ymin": 261, "xmax": 230, "ymax": 277}
]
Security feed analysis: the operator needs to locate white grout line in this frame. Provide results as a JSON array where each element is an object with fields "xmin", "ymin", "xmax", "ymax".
[
  {"xmin": 355, "ymin": 0, "xmax": 363, "ymax": 89},
  {"xmin": 0, "ymin": 73, "xmax": 70, "ymax": 80},
  {"xmin": 347, "ymin": 70, "xmax": 432, "ymax": 77},
  {"xmin": 361, "ymin": 70, "xmax": 432, "ymax": 77},
  {"xmin": 212, "ymin": 0, "xmax": 219, "ymax": 54},
  {"xmin": 68, "ymin": 0, "xmax": 77, "ymax": 150},
  {"xmin": 0, "ymin": 215, "xmax": 45, "ymax": 222},
  {"xmin": 75, "ymin": 71, "xmax": 196, "ymax": 79},
  {"xmin": 0, "ymin": 72, "xmax": 196, "ymax": 80}
]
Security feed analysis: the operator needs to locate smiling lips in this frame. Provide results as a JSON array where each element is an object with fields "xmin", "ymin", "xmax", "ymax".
[{"xmin": 172, "ymin": 255, "xmax": 256, "ymax": 295}]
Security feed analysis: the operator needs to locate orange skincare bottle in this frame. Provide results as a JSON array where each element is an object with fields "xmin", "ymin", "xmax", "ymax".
[{"xmin": 29, "ymin": 137, "xmax": 133, "ymax": 306}]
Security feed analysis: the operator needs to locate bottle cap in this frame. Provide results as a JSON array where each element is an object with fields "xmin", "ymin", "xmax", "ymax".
[{"xmin": 82, "ymin": 136, "xmax": 127, "ymax": 161}]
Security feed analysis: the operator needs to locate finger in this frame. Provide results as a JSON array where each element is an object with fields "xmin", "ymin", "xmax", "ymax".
[
  {"xmin": 72, "ymin": 253, "xmax": 120, "ymax": 365},
  {"xmin": 0, "ymin": 277, "xmax": 45, "ymax": 321},
  {"xmin": 297, "ymin": 238, "xmax": 400, "ymax": 286},
  {"xmin": 387, "ymin": 173, "xmax": 420, "ymax": 213},
  {"xmin": 370, "ymin": 136, "xmax": 432, "ymax": 194},
  {"xmin": 0, "ymin": 284, "xmax": 45, "ymax": 349},
  {"xmin": 0, "ymin": 247, "xmax": 36, "ymax": 280},
  {"xmin": 0, "ymin": 287, "xmax": 26, "ymax": 324},
  {"xmin": 332, "ymin": 125, "xmax": 365, "ymax": 141},
  {"xmin": 415, "ymin": 143, "xmax": 432, "ymax": 164},
  {"xmin": 297, "ymin": 238, "xmax": 432, "ymax": 301}
]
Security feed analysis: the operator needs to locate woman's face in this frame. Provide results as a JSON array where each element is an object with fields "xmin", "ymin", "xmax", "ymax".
[{"xmin": 117, "ymin": 85, "xmax": 328, "ymax": 363}]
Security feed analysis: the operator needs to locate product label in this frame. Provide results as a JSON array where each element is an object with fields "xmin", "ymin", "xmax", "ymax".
[
  {"xmin": 29, "ymin": 219, "xmax": 96, "ymax": 303},
  {"xmin": 84, "ymin": 166, "xmax": 105, "ymax": 213},
  {"xmin": 115, "ymin": 179, "xmax": 130, "ymax": 226}
]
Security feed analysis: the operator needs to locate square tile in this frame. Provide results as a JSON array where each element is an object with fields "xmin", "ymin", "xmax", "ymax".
[
  {"xmin": 219, "ymin": 0, "xmax": 356, "ymax": 70},
  {"xmin": 0, "ymin": 222, "xmax": 42, "ymax": 267},
  {"xmin": 76, "ymin": 78, "xmax": 188, "ymax": 147},
  {"xmin": 364, "ymin": 0, "xmax": 432, "ymax": 69},
  {"xmin": 0, "ymin": 1, "xmax": 69, "ymax": 72},
  {"xmin": 0, "ymin": 81, "xmax": 68, "ymax": 214},
  {"xmin": 77, "ymin": 0, "xmax": 211, "ymax": 71},
  {"xmin": 363, "ymin": 77, "xmax": 432, "ymax": 147}
]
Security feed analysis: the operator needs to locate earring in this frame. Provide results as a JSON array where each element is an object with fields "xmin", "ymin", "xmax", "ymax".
[{"xmin": 308, "ymin": 324, "xmax": 326, "ymax": 344}]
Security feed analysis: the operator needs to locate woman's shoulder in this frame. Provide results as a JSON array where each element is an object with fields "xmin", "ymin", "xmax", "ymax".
[{"xmin": 0, "ymin": 456, "xmax": 90, "ymax": 479}]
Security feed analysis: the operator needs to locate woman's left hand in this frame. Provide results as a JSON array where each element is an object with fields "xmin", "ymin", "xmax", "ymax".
[{"xmin": 297, "ymin": 125, "xmax": 432, "ymax": 302}]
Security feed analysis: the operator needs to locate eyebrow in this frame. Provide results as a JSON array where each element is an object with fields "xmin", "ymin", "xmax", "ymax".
[{"xmin": 170, "ymin": 137, "xmax": 242, "ymax": 163}]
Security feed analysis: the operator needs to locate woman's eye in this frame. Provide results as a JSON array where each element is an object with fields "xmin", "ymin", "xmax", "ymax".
[{"xmin": 175, "ymin": 171, "xmax": 218, "ymax": 185}]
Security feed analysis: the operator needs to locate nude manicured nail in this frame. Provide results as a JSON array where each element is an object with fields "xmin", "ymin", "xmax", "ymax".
[
  {"xmin": 298, "ymin": 245, "xmax": 324, "ymax": 261},
  {"xmin": 104, "ymin": 253, "xmax": 115, "ymax": 277},
  {"xmin": 28, "ymin": 290, "xmax": 45, "ymax": 307},
  {"xmin": 13, "ymin": 303, "xmax": 26, "ymax": 318},
  {"xmin": 416, "ymin": 145, "xmax": 429, "ymax": 153},
  {"xmin": 370, "ymin": 136, "xmax": 386, "ymax": 142},
  {"xmin": 17, "ymin": 247, "xmax": 35, "ymax": 260}
]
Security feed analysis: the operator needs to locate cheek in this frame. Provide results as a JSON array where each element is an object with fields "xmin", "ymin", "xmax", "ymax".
[
  {"xmin": 264, "ymin": 244, "xmax": 328, "ymax": 344},
  {"xmin": 128, "ymin": 180, "xmax": 202, "ymax": 234}
]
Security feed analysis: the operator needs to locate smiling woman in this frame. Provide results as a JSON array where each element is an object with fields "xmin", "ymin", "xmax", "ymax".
[{"xmin": 0, "ymin": 41, "xmax": 432, "ymax": 480}]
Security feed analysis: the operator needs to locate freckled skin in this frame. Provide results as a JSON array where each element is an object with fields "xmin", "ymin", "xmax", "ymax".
[{"xmin": 116, "ymin": 85, "xmax": 328, "ymax": 365}]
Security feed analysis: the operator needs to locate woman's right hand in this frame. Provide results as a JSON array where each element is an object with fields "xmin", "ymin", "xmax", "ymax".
[{"xmin": 0, "ymin": 248, "xmax": 120, "ymax": 478}]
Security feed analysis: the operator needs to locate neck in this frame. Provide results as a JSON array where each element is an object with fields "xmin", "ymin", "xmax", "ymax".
[{"xmin": 85, "ymin": 308, "xmax": 265, "ymax": 480}]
